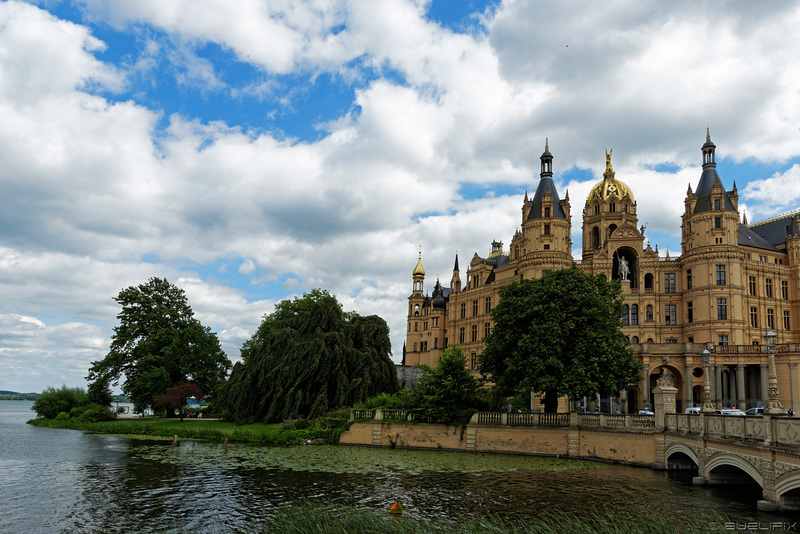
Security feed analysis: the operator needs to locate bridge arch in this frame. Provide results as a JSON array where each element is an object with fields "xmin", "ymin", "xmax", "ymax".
[
  {"xmin": 705, "ymin": 453, "xmax": 764, "ymax": 488},
  {"xmin": 775, "ymin": 469, "xmax": 800, "ymax": 501},
  {"xmin": 665, "ymin": 443, "xmax": 700, "ymax": 469}
]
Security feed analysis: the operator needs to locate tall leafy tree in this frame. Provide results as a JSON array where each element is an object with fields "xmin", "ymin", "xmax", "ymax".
[
  {"xmin": 87, "ymin": 277, "xmax": 230, "ymax": 414},
  {"xmin": 480, "ymin": 267, "xmax": 640, "ymax": 412},
  {"xmin": 219, "ymin": 289, "xmax": 399, "ymax": 424},
  {"xmin": 411, "ymin": 346, "xmax": 482, "ymax": 426}
]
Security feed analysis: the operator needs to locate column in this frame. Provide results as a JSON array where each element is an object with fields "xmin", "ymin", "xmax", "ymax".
[
  {"xmin": 708, "ymin": 364, "xmax": 715, "ymax": 407},
  {"xmin": 684, "ymin": 362, "xmax": 693, "ymax": 410},
  {"xmin": 760, "ymin": 364, "xmax": 769, "ymax": 407},
  {"xmin": 715, "ymin": 364, "xmax": 723, "ymax": 407},
  {"xmin": 596, "ymin": 392, "xmax": 601, "ymax": 412},
  {"xmin": 642, "ymin": 363, "xmax": 650, "ymax": 409},
  {"xmin": 791, "ymin": 363, "xmax": 799, "ymax": 414},
  {"xmin": 736, "ymin": 364, "xmax": 746, "ymax": 410},
  {"xmin": 722, "ymin": 368, "xmax": 729, "ymax": 407}
]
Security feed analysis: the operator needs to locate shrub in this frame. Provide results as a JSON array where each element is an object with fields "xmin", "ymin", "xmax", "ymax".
[
  {"xmin": 78, "ymin": 403, "xmax": 117, "ymax": 422},
  {"xmin": 55, "ymin": 412, "xmax": 70, "ymax": 421},
  {"xmin": 70, "ymin": 405, "xmax": 89, "ymax": 419},
  {"xmin": 32, "ymin": 385, "xmax": 88, "ymax": 419}
]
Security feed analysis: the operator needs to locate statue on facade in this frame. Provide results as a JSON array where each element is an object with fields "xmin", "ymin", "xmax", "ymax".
[{"xmin": 615, "ymin": 250, "xmax": 630, "ymax": 282}]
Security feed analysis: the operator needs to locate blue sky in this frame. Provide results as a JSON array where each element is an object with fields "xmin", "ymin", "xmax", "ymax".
[{"xmin": 1, "ymin": 0, "xmax": 800, "ymax": 392}]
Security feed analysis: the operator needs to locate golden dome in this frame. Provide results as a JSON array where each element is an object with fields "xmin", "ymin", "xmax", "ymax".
[
  {"xmin": 586, "ymin": 148, "xmax": 634, "ymax": 204},
  {"xmin": 412, "ymin": 251, "xmax": 425, "ymax": 276}
]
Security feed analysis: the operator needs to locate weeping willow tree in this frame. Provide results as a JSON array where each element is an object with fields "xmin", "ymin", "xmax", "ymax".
[{"xmin": 220, "ymin": 289, "xmax": 399, "ymax": 424}]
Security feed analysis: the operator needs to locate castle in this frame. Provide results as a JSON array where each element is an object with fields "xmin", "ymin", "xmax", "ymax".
[{"xmin": 405, "ymin": 131, "xmax": 800, "ymax": 413}]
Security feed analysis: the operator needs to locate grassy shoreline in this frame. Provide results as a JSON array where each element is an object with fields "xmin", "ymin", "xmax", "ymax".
[{"xmin": 27, "ymin": 417, "xmax": 344, "ymax": 444}]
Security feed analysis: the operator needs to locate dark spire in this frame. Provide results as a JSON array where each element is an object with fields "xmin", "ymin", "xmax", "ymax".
[
  {"xmin": 453, "ymin": 253, "xmax": 459, "ymax": 271},
  {"xmin": 702, "ymin": 126, "xmax": 716, "ymax": 168}
]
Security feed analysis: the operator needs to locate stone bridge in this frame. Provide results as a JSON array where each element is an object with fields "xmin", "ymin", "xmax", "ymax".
[{"xmin": 663, "ymin": 412, "xmax": 800, "ymax": 512}]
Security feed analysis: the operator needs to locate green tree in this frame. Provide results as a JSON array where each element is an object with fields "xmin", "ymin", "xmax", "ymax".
[
  {"xmin": 219, "ymin": 289, "xmax": 399, "ymax": 424},
  {"xmin": 412, "ymin": 346, "xmax": 482, "ymax": 426},
  {"xmin": 87, "ymin": 377, "xmax": 114, "ymax": 407},
  {"xmin": 31, "ymin": 385, "xmax": 88, "ymax": 419},
  {"xmin": 480, "ymin": 267, "xmax": 640, "ymax": 412},
  {"xmin": 87, "ymin": 277, "xmax": 231, "ymax": 414}
]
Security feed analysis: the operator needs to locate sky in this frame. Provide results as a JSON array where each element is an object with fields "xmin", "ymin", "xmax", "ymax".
[{"xmin": 2, "ymin": 0, "xmax": 800, "ymax": 393}]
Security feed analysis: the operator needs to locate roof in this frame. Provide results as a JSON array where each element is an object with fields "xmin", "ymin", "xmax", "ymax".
[
  {"xmin": 527, "ymin": 177, "xmax": 566, "ymax": 220},
  {"xmin": 692, "ymin": 167, "xmax": 735, "ymax": 213},
  {"xmin": 747, "ymin": 209, "xmax": 800, "ymax": 247},
  {"xmin": 738, "ymin": 223, "xmax": 782, "ymax": 252}
]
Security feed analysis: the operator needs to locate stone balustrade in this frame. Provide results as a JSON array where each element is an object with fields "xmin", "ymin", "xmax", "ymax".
[{"xmin": 665, "ymin": 413, "xmax": 800, "ymax": 448}]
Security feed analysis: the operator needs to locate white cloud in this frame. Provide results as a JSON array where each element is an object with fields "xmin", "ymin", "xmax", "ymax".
[{"xmin": 742, "ymin": 165, "xmax": 800, "ymax": 217}]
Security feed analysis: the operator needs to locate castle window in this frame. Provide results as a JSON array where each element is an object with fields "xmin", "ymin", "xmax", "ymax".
[
  {"xmin": 622, "ymin": 305, "xmax": 630, "ymax": 326},
  {"xmin": 749, "ymin": 276, "xmax": 757, "ymax": 296},
  {"xmin": 461, "ymin": 303, "xmax": 466, "ymax": 319},
  {"xmin": 485, "ymin": 297, "xmax": 492, "ymax": 314},
  {"xmin": 434, "ymin": 338, "xmax": 438, "ymax": 348},
  {"xmin": 783, "ymin": 281, "xmax": 789, "ymax": 300},
  {"xmin": 714, "ymin": 198, "xmax": 720, "ymax": 210},
  {"xmin": 594, "ymin": 204, "xmax": 600, "ymax": 215},
  {"xmin": 664, "ymin": 273, "xmax": 676, "ymax": 293},
  {"xmin": 544, "ymin": 224, "xmax": 550, "ymax": 235},
  {"xmin": 544, "ymin": 244, "xmax": 550, "ymax": 250},
  {"xmin": 471, "ymin": 324, "xmax": 478, "ymax": 342},
  {"xmin": 631, "ymin": 336, "xmax": 639, "ymax": 344},
  {"xmin": 686, "ymin": 270, "xmax": 692, "ymax": 290},
  {"xmin": 413, "ymin": 343, "xmax": 417, "ymax": 352},
  {"xmin": 544, "ymin": 207, "xmax": 550, "ymax": 217},
  {"xmin": 645, "ymin": 305, "xmax": 654, "ymax": 322},
  {"xmin": 591, "ymin": 226, "xmax": 600, "ymax": 249},
  {"xmin": 784, "ymin": 310, "xmax": 791, "ymax": 330},
  {"xmin": 718, "ymin": 335, "xmax": 728, "ymax": 346},
  {"xmin": 687, "ymin": 302, "xmax": 693, "ymax": 323},
  {"xmin": 414, "ymin": 304, "xmax": 420, "ymax": 316},
  {"xmin": 470, "ymin": 352, "xmax": 477, "ymax": 370},
  {"xmin": 433, "ymin": 317, "xmax": 438, "ymax": 327},
  {"xmin": 630, "ymin": 304, "xmax": 638, "ymax": 325},
  {"xmin": 610, "ymin": 202, "xmax": 616, "ymax": 213},
  {"xmin": 514, "ymin": 246, "xmax": 519, "ymax": 259},
  {"xmin": 766, "ymin": 278, "xmax": 773, "ymax": 298},
  {"xmin": 665, "ymin": 338, "xmax": 678, "ymax": 344},
  {"xmin": 714, "ymin": 217, "xmax": 721, "ymax": 229},
  {"xmin": 750, "ymin": 306, "xmax": 758, "ymax": 327},
  {"xmin": 459, "ymin": 327, "xmax": 465, "ymax": 344},
  {"xmin": 484, "ymin": 322, "xmax": 491, "ymax": 339},
  {"xmin": 717, "ymin": 299, "xmax": 727, "ymax": 320},
  {"xmin": 716, "ymin": 265, "xmax": 726, "ymax": 285},
  {"xmin": 423, "ymin": 321, "xmax": 428, "ymax": 331},
  {"xmin": 767, "ymin": 308, "xmax": 775, "ymax": 329},
  {"xmin": 664, "ymin": 305, "xmax": 676, "ymax": 325},
  {"xmin": 414, "ymin": 322, "xmax": 418, "ymax": 331},
  {"xmin": 472, "ymin": 300, "xmax": 478, "ymax": 316},
  {"xmin": 644, "ymin": 273, "xmax": 654, "ymax": 291}
]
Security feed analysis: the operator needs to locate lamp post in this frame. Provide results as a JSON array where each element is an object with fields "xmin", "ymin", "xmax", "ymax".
[
  {"xmin": 701, "ymin": 349, "xmax": 715, "ymax": 413},
  {"xmin": 764, "ymin": 330, "xmax": 784, "ymax": 415}
]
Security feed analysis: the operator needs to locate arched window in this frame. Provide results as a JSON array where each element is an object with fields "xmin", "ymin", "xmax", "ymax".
[
  {"xmin": 646, "ymin": 338, "xmax": 654, "ymax": 343},
  {"xmin": 622, "ymin": 305, "xmax": 630, "ymax": 325},
  {"xmin": 644, "ymin": 273, "xmax": 654, "ymax": 290},
  {"xmin": 631, "ymin": 304, "xmax": 639, "ymax": 325},
  {"xmin": 594, "ymin": 204, "xmax": 600, "ymax": 215},
  {"xmin": 631, "ymin": 336, "xmax": 639, "ymax": 344},
  {"xmin": 645, "ymin": 305, "xmax": 653, "ymax": 322},
  {"xmin": 608, "ymin": 224, "xmax": 617, "ymax": 237},
  {"xmin": 514, "ymin": 246, "xmax": 519, "ymax": 259},
  {"xmin": 610, "ymin": 202, "xmax": 616, "ymax": 213},
  {"xmin": 414, "ymin": 304, "xmax": 420, "ymax": 316}
]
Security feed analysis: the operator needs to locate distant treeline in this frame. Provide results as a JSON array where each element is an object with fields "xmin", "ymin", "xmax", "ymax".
[{"xmin": 0, "ymin": 393, "xmax": 39, "ymax": 400}]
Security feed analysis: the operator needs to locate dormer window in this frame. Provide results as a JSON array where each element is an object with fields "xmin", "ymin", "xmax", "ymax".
[
  {"xmin": 544, "ymin": 207, "xmax": 551, "ymax": 218},
  {"xmin": 714, "ymin": 198, "xmax": 720, "ymax": 210},
  {"xmin": 610, "ymin": 202, "xmax": 616, "ymax": 213}
]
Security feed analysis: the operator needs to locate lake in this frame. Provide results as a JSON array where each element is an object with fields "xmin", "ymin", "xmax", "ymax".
[{"xmin": 0, "ymin": 400, "xmax": 787, "ymax": 533}]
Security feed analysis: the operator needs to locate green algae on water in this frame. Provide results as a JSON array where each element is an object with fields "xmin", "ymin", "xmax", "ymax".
[{"xmin": 130, "ymin": 443, "xmax": 604, "ymax": 475}]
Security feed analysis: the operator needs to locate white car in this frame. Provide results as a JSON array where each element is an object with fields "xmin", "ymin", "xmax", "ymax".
[
  {"xmin": 638, "ymin": 409, "xmax": 654, "ymax": 415},
  {"xmin": 715, "ymin": 408, "xmax": 746, "ymax": 416},
  {"xmin": 685, "ymin": 407, "xmax": 700, "ymax": 414}
]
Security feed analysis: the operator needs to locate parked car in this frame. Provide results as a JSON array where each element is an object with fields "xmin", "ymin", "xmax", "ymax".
[
  {"xmin": 685, "ymin": 407, "xmax": 701, "ymax": 414},
  {"xmin": 745, "ymin": 407, "xmax": 794, "ymax": 416},
  {"xmin": 638, "ymin": 409, "xmax": 654, "ymax": 415},
  {"xmin": 715, "ymin": 408, "xmax": 746, "ymax": 416}
]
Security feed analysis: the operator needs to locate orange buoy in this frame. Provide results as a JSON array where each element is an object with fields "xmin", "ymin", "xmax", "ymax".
[{"xmin": 389, "ymin": 503, "xmax": 403, "ymax": 517}]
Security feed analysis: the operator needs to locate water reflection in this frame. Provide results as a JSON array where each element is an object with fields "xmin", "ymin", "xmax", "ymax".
[{"xmin": 0, "ymin": 401, "xmax": 787, "ymax": 533}]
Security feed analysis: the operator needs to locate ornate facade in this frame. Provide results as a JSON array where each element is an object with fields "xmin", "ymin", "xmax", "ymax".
[{"xmin": 405, "ymin": 132, "xmax": 800, "ymax": 413}]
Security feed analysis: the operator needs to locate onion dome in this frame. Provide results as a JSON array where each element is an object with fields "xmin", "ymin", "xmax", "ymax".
[
  {"xmin": 586, "ymin": 148, "xmax": 634, "ymax": 204},
  {"xmin": 412, "ymin": 251, "xmax": 425, "ymax": 276},
  {"xmin": 432, "ymin": 279, "xmax": 446, "ymax": 310}
]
